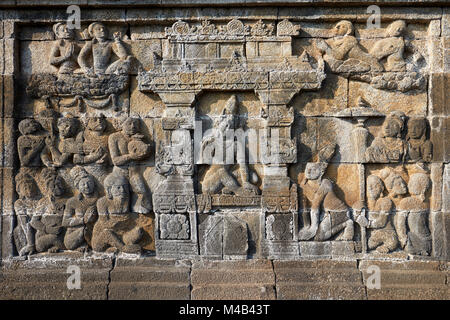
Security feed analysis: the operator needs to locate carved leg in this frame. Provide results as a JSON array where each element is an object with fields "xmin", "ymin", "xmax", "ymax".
[
  {"xmin": 64, "ymin": 228, "xmax": 85, "ymax": 251},
  {"xmin": 92, "ymin": 229, "xmax": 124, "ymax": 252}
]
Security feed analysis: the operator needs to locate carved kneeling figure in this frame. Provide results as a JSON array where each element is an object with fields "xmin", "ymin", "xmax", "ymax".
[
  {"xmin": 299, "ymin": 162, "xmax": 354, "ymax": 241},
  {"xmin": 357, "ymin": 175, "xmax": 399, "ymax": 253},
  {"xmin": 91, "ymin": 171, "xmax": 143, "ymax": 254}
]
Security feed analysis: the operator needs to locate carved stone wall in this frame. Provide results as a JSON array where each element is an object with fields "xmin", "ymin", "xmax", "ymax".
[{"xmin": 0, "ymin": 0, "xmax": 449, "ymax": 300}]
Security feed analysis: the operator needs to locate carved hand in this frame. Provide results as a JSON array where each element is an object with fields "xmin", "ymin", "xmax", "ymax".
[
  {"xmin": 113, "ymin": 31, "xmax": 122, "ymax": 42},
  {"xmin": 356, "ymin": 215, "xmax": 369, "ymax": 228}
]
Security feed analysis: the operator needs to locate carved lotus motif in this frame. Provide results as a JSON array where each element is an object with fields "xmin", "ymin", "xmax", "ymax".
[{"xmin": 160, "ymin": 214, "xmax": 189, "ymax": 240}]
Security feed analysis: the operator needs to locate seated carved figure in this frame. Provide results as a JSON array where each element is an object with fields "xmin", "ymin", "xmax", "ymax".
[
  {"xmin": 74, "ymin": 114, "xmax": 110, "ymax": 166},
  {"xmin": 92, "ymin": 171, "xmax": 143, "ymax": 254},
  {"xmin": 357, "ymin": 175, "xmax": 398, "ymax": 253},
  {"xmin": 365, "ymin": 111, "xmax": 406, "ymax": 163},
  {"xmin": 397, "ymin": 173, "xmax": 432, "ymax": 256},
  {"xmin": 109, "ymin": 117, "xmax": 152, "ymax": 213},
  {"xmin": 30, "ymin": 169, "xmax": 66, "ymax": 253},
  {"xmin": 49, "ymin": 23, "xmax": 79, "ymax": 75},
  {"xmin": 63, "ymin": 166, "xmax": 98, "ymax": 251},
  {"xmin": 298, "ymin": 161, "xmax": 354, "ymax": 241},
  {"xmin": 13, "ymin": 171, "xmax": 40, "ymax": 256},
  {"xmin": 201, "ymin": 95, "xmax": 259, "ymax": 196},
  {"xmin": 42, "ymin": 117, "xmax": 81, "ymax": 168},
  {"xmin": 406, "ymin": 117, "xmax": 433, "ymax": 162},
  {"xmin": 316, "ymin": 20, "xmax": 383, "ymax": 73},
  {"xmin": 369, "ymin": 20, "xmax": 407, "ymax": 72},
  {"xmin": 17, "ymin": 119, "xmax": 47, "ymax": 167},
  {"xmin": 78, "ymin": 22, "xmax": 131, "ymax": 76}
]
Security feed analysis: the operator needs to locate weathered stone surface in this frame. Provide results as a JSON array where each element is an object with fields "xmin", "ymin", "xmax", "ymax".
[
  {"xmin": 274, "ymin": 260, "xmax": 366, "ymax": 300},
  {"xmin": 191, "ymin": 260, "xmax": 275, "ymax": 300},
  {"xmin": 108, "ymin": 257, "xmax": 191, "ymax": 300},
  {"xmin": 0, "ymin": 0, "xmax": 448, "ymax": 301},
  {"xmin": 0, "ymin": 255, "xmax": 113, "ymax": 299}
]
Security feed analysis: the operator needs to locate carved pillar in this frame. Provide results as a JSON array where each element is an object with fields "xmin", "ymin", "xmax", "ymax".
[
  {"xmin": 257, "ymin": 91, "xmax": 299, "ymax": 259},
  {"xmin": 151, "ymin": 91, "xmax": 199, "ymax": 258}
]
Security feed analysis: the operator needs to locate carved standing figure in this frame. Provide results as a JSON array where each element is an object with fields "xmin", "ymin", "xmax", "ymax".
[
  {"xmin": 49, "ymin": 23, "xmax": 79, "ymax": 75},
  {"xmin": 370, "ymin": 20, "xmax": 407, "ymax": 72},
  {"xmin": 78, "ymin": 22, "xmax": 131, "ymax": 76},
  {"xmin": 406, "ymin": 117, "xmax": 433, "ymax": 162},
  {"xmin": 316, "ymin": 20, "xmax": 383, "ymax": 73},
  {"xmin": 74, "ymin": 114, "xmax": 110, "ymax": 166},
  {"xmin": 365, "ymin": 111, "xmax": 406, "ymax": 163},
  {"xmin": 357, "ymin": 175, "xmax": 398, "ymax": 253},
  {"xmin": 201, "ymin": 95, "xmax": 259, "ymax": 196},
  {"xmin": 109, "ymin": 117, "xmax": 152, "ymax": 213},
  {"xmin": 42, "ymin": 116, "xmax": 81, "ymax": 167},
  {"xmin": 62, "ymin": 166, "xmax": 98, "ymax": 251},
  {"xmin": 13, "ymin": 171, "xmax": 40, "ymax": 256},
  {"xmin": 397, "ymin": 173, "xmax": 432, "ymax": 256},
  {"xmin": 92, "ymin": 171, "xmax": 143, "ymax": 253},
  {"xmin": 30, "ymin": 169, "xmax": 66, "ymax": 253}
]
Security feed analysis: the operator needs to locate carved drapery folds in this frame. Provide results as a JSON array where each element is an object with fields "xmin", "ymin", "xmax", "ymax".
[{"xmin": 9, "ymin": 15, "xmax": 441, "ymax": 261}]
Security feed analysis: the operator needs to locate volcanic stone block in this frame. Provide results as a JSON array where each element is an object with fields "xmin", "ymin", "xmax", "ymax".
[
  {"xmin": 191, "ymin": 260, "xmax": 275, "ymax": 300},
  {"xmin": 108, "ymin": 257, "xmax": 191, "ymax": 300},
  {"xmin": 0, "ymin": 255, "xmax": 113, "ymax": 300},
  {"xmin": 274, "ymin": 260, "xmax": 366, "ymax": 300}
]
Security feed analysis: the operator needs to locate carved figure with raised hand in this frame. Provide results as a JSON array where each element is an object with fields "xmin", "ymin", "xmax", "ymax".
[
  {"xmin": 406, "ymin": 117, "xmax": 433, "ymax": 162},
  {"xmin": 92, "ymin": 170, "xmax": 143, "ymax": 254},
  {"xmin": 50, "ymin": 23, "xmax": 79, "ymax": 75},
  {"xmin": 42, "ymin": 116, "xmax": 81, "ymax": 167},
  {"xmin": 298, "ymin": 145, "xmax": 354, "ymax": 241},
  {"xmin": 370, "ymin": 20, "xmax": 407, "ymax": 72},
  {"xmin": 201, "ymin": 95, "xmax": 259, "ymax": 196},
  {"xmin": 30, "ymin": 168, "xmax": 66, "ymax": 253},
  {"xmin": 63, "ymin": 166, "xmax": 99, "ymax": 251},
  {"xmin": 109, "ymin": 117, "xmax": 152, "ymax": 213},
  {"xmin": 365, "ymin": 111, "xmax": 406, "ymax": 163},
  {"xmin": 78, "ymin": 22, "xmax": 131, "ymax": 76},
  {"xmin": 397, "ymin": 173, "xmax": 432, "ymax": 256},
  {"xmin": 316, "ymin": 20, "xmax": 383, "ymax": 73},
  {"xmin": 13, "ymin": 171, "xmax": 40, "ymax": 256},
  {"xmin": 357, "ymin": 175, "xmax": 398, "ymax": 253},
  {"xmin": 74, "ymin": 114, "xmax": 110, "ymax": 166},
  {"xmin": 17, "ymin": 119, "xmax": 47, "ymax": 167}
]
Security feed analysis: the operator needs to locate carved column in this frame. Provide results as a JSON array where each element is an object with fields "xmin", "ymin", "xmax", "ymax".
[{"xmin": 151, "ymin": 91, "xmax": 199, "ymax": 258}]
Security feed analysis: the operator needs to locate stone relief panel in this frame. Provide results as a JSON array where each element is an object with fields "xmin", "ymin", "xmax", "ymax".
[{"xmin": 4, "ymin": 14, "xmax": 446, "ymax": 261}]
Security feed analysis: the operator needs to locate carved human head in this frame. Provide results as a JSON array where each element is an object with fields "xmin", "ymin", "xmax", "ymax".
[
  {"xmin": 122, "ymin": 118, "xmax": 140, "ymax": 136},
  {"xmin": 18, "ymin": 119, "xmax": 42, "ymax": 135},
  {"xmin": 70, "ymin": 166, "xmax": 95, "ymax": 196},
  {"xmin": 57, "ymin": 117, "xmax": 78, "ymax": 138},
  {"xmin": 15, "ymin": 171, "xmax": 39, "ymax": 199},
  {"xmin": 386, "ymin": 20, "xmax": 406, "ymax": 37},
  {"xmin": 87, "ymin": 114, "xmax": 107, "ymax": 133},
  {"xmin": 382, "ymin": 111, "xmax": 405, "ymax": 138},
  {"xmin": 88, "ymin": 22, "xmax": 107, "ymax": 40},
  {"xmin": 407, "ymin": 117, "xmax": 427, "ymax": 140},
  {"xmin": 383, "ymin": 170, "xmax": 407, "ymax": 197},
  {"xmin": 408, "ymin": 173, "xmax": 430, "ymax": 200},
  {"xmin": 367, "ymin": 175, "xmax": 384, "ymax": 201},
  {"xmin": 332, "ymin": 20, "xmax": 354, "ymax": 37},
  {"xmin": 40, "ymin": 168, "xmax": 65, "ymax": 197},
  {"xmin": 305, "ymin": 162, "xmax": 328, "ymax": 181},
  {"xmin": 104, "ymin": 171, "xmax": 129, "ymax": 200},
  {"xmin": 53, "ymin": 23, "xmax": 74, "ymax": 40}
]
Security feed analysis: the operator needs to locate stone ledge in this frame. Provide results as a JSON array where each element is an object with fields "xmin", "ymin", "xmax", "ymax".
[
  {"xmin": 0, "ymin": 1, "xmax": 449, "ymax": 8},
  {"xmin": 1, "ymin": 257, "xmax": 447, "ymax": 300}
]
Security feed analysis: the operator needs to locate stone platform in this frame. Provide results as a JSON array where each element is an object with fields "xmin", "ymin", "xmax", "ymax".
[{"xmin": 0, "ymin": 255, "xmax": 448, "ymax": 300}]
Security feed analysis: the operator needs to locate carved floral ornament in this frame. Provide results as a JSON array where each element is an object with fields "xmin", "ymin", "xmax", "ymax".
[{"xmin": 12, "ymin": 17, "xmax": 440, "ymax": 260}]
